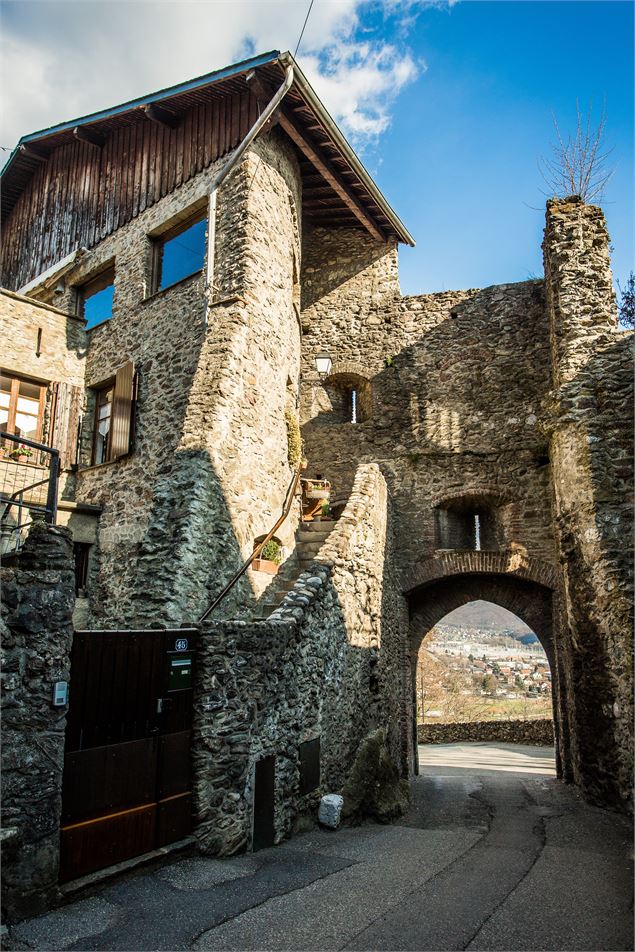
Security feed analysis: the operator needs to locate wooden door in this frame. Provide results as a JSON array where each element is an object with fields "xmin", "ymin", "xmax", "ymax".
[
  {"xmin": 252, "ymin": 755, "xmax": 276, "ymax": 851},
  {"xmin": 59, "ymin": 628, "xmax": 197, "ymax": 882}
]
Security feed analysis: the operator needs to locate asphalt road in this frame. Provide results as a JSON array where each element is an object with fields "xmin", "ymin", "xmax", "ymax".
[{"xmin": 8, "ymin": 743, "xmax": 633, "ymax": 952}]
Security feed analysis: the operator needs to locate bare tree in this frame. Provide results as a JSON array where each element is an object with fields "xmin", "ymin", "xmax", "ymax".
[
  {"xmin": 617, "ymin": 272, "xmax": 635, "ymax": 329},
  {"xmin": 539, "ymin": 99, "xmax": 614, "ymax": 203}
]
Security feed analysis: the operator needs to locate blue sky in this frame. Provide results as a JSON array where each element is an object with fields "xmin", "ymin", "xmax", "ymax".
[
  {"xmin": 372, "ymin": 2, "xmax": 634, "ymax": 295},
  {"xmin": 1, "ymin": 0, "xmax": 632, "ymax": 297}
]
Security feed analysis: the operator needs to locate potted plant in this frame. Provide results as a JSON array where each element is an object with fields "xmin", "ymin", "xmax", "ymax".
[
  {"xmin": 252, "ymin": 539, "xmax": 282, "ymax": 575},
  {"xmin": 8, "ymin": 445, "xmax": 34, "ymax": 464},
  {"xmin": 319, "ymin": 501, "xmax": 333, "ymax": 522}
]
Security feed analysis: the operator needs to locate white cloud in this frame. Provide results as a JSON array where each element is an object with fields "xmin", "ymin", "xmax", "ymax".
[
  {"xmin": 302, "ymin": 43, "xmax": 420, "ymax": 138},
  {"xmin": 0, "ymin": 0, "xmax": 437, "ymax": 158}
]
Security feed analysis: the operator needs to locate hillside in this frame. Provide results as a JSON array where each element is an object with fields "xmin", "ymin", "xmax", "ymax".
[{"xmin": 440, "ymin": 600, "xmax": 533, "ymax": 635}]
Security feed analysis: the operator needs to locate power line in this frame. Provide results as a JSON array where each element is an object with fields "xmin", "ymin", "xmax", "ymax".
[
  {"xmin": 246, "ymin": 0, "xmax": 315, "ymax": 199},
  {"xmin": 294, "ymin": 0, "xmax": 315, "ymax": 58}
]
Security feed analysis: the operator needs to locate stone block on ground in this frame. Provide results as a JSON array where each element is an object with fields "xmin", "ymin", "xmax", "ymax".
[{"xmin": 318, "ymin": 794, "xmax": 344, "ymax": 829}]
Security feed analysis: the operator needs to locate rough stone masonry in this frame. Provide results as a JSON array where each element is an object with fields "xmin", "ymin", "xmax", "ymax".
[{"xmin": 0, "ymin": 67, "xmax": 632, "ymax": 923}]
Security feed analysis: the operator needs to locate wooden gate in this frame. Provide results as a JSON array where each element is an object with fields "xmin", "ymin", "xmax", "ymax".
[{"xmin": 60, "ymin": 628, "xmax": 197, "ymax": 882}]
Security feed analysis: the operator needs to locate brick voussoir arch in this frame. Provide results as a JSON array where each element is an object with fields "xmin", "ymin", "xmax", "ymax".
[
  {"xmin": 403, "ymin": 549, "xmax": 558, "ymax": 594},
  {"xmin": 429, "ymin": 485, "xmax": 510, "ymax": 508},
  {"xmin": 325, "ymin": 360, "xmax": 375, "ymax": 383},
  {"xmin": 408, "ymin": 575, "xmax": 555, "ymax": 649}
]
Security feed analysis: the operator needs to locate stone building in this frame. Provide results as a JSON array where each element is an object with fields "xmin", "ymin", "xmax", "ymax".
[{"xmin": 1, "ymin": 50, "xmax": 632, "ymax": 917}]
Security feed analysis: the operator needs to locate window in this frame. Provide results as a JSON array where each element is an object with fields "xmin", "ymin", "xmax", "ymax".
[
  {"xmin": 323, "ymin": 373, "xmax": 372, "ymax": 424},
  {"xmin": 79, "ymin": 267, "xmax": 115, "ymax": 330},
  {"xmin": 154, "ymin": 214, "xmax": 207, "ymax": 292},
  {"xmin": 93, "ymin": 383, "xmax": 113, "ymax": 464},
  {"xmin": 73, "ymin": 542, "xmax": 91, "ymax": 595},
  {"xmin": 435, "ymin": 495, "xmax": 502, "ymax": 551},
  {"xmin": 90, "ymin": 361, "xmax": 136, "ymax": 465},
  {"xmin": 0, "ymin": 373, "xmax": 46, "ymax": 441}
]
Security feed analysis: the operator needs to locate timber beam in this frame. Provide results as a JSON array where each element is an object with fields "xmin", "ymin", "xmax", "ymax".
[
  {"xmin": 73, "ymin": 126, "xmax": 105, "ymax": 149},
  {"xmin": 278, "ymin": 108, "xmax": 386, "ymax": 243},
  {"xmin": 244, "ymin": 71, "xmax": 282, "ymax": 134},
  {"xmin": 18, "ymin": 143, "xmax": 48, "ymax": 163},
  {"xmin": 143, "ymin": 104, "xmax": 180, "ymax": 130}
]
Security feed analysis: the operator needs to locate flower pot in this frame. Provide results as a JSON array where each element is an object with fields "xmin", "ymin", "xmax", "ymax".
[
  {"xmin": 306, "ymin": 488, "xmax": 330, "ymax": 500},
  {"xmin": 252, "ymin": 558, "xmax": 279, "ymax": 576},
  {"xmin": 10, "ymin": 454, "xmax": 30, "ymax": 464}
]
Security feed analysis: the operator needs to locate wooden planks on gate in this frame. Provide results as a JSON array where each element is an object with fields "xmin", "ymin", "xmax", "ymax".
[{"xmin": 60, "ymin": 628, "xmax": 196, "ymax": 882}]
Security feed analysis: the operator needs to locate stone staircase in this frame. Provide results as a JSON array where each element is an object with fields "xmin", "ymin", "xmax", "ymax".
[{"xmin": 252, "ymin": 521, "xmax": 336, "ymax": 619}]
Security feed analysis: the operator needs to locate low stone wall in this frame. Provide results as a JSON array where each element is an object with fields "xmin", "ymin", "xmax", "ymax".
[
  {"xmin": 192, "ymin": 463, "xmax": 409, "ymax": 855},
  {"xmin": 417, "ymin": 719, "xmax": 554, "ymax": 746},
  {"xmin": 1, "ymin": 523, "xmax": 75, "ymax": 921}
]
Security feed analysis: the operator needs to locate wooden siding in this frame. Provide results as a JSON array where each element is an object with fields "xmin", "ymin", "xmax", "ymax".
[{"xmin": 2, "ymin": 91, "xmax": 259, "ymax": 291}]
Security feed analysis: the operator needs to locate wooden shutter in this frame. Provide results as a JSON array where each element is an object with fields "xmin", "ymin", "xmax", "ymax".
[
  {"xmin": 48, "ymin": 382, "xmax": 84, "ymax": 469},
  {"xmin": 109, "ymin": 361, "xmax": 135, "ymax": 460}
]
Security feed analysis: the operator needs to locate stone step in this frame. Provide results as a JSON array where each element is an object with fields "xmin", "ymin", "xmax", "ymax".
[
  {"xmin": 252, "ymin": 606, "xmax": 272, "ymax": 620},
  {"xmin": 297, "ymin": 529, "xmax": 333, "ymax": 544},
  {"xmin": 299, "ymin": 520, "xmax": 335, "ymax": 533},
  {"xmin": 252, "ymin": 588, "xmax": 292, "ymax": 620},
  {"xmin": 297, "ymin": 541, "xmax": 324, "ymax": 558}
]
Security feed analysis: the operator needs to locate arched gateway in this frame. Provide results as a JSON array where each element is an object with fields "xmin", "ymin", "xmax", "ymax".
[{"xmin": 403, "ymin": 551, "xmax": 571, "ymax": 780}]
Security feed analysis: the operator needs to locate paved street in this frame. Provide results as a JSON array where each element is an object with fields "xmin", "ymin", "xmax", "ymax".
[{"xmin": 8, "ymin": 743, "xmax": 633, "ymax": 952}]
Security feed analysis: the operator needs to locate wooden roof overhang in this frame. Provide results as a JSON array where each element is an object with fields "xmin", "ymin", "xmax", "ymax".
[{"xmin": 1, "ymin": 50, "xmax": 414, "ymax": 247}]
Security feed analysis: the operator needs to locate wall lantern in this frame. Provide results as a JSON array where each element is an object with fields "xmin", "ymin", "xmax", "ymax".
[{"xmin": 314, "ymin": 351, "xmax": 333, "ymax": 377}]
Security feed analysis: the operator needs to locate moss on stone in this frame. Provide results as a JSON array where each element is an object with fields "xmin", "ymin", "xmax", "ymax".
[
  {"xmin": 285, "ymin": 407, "xmax": 302, "ymax": 468},
  {"xmin": 341, "ymin": 728, "xmax": 409, "ymax": 825}
]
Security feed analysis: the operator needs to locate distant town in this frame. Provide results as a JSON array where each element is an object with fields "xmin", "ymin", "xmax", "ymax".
[{"xmin": 417, "ymin": 621, "xmax": 552, "ymax": 723}]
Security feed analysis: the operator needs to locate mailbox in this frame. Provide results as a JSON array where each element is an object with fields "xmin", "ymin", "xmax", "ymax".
[{"xmin": 167, "ymin": 653, "xmax": 193, "ymax": 691}]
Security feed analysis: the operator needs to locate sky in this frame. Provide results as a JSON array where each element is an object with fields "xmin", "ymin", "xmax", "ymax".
[{"xmin": 1, "ymin": 0, "xmax": 633, "ymax": 296}]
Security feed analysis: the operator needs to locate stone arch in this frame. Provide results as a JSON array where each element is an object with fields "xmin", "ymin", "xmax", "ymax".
[
  {"xmin": 403, "ymin": 550, "xmax": 559, "ymax": 595},
  {"xmin": 429, "ymin": 485, "xmax": 510, "ymax": 508},
  {"xmin": 404, "ymin": 555, "xmax": 568, "ymax": 782},
  {"xmin": 323, "ymin": 362, "xmax": 373, "ymax": 423},
  {"xmin": 409, "ymin": 574, "xmax": 554, "ymax": 658}
]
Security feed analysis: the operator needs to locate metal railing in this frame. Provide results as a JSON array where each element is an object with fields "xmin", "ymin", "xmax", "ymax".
[
  {"xmin": 198, "ymin": 466, "xmax": 303, "ymax": 624},
  {"xmin": 0, "ymin": 432, "xmax": 60, "ymax": 553}
]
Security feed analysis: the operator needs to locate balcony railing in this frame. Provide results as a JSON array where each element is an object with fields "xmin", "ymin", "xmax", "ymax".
[{"xmin": 0, "ymin": 432, "xmax": 60, "ymax": 554}]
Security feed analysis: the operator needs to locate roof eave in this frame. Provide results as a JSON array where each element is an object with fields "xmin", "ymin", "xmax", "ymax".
[
  {"xmin": 1, "ymin": 50, "xmax": 282, "ymax": 182},
  {"xmin": 2, "ymin": 49, "xmax": 415, "ymax": 247},
  {"xmin": 278, "ymin": 52, "xmax": 415, "ymax": 247}
]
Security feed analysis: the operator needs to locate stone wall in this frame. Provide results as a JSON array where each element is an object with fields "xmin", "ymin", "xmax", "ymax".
[
  {"xmin": 417, "ymin": 718, "xmax": 554, "ymax": 746},
  {"xmin": 1, "ymin": 523, "xmax": 75, "ymax": 921},
  {"xmin": 544, "ymin": 198, "xmax": 634, "ymax": 810},
  {"xmin": 192, "ymin": 463, "xmax": 409, "ymax": 854},
  {"xmin": 299, "ymin": 229, "xmax": 555, "ymax": 577},
  {"xmin": 33, "ymin": 129, "xmax": 303, "ymax": 627},
  {"xmin": 0, "ymin": 289, "xmax": 89, "ymax": 518},
  {"xmin": 0, "ymin": 290, "xmax": 86, "ymax": 388}
]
